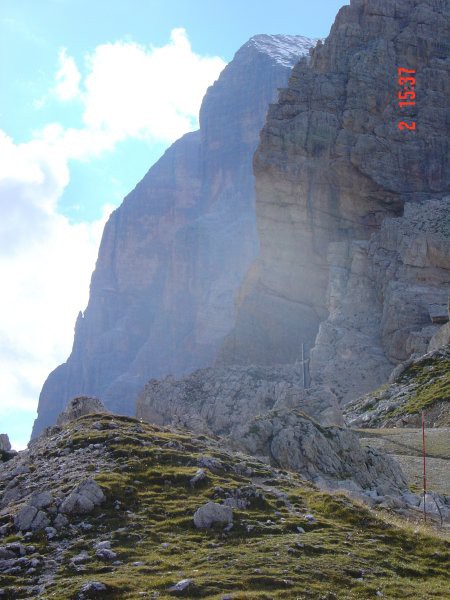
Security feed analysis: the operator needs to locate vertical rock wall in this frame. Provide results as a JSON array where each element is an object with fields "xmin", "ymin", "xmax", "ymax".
[{"xmin": 219, "ymin": 0, "xmax": 450, "ymax": 404}]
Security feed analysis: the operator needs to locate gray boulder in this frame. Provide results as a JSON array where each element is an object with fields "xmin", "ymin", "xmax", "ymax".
[
  {"xmin": 419, "ymin": 493, "xmax": 449, "ymax": 522},
  {"xmin": 29, "ymin": 491, "xmax": 53, "ymax": 510},
  {"xmin": 31, "ymin": 510, "xmax": 50, "ymax": 532},
  {"xmin": 428, "ymin": 322, "xmax": 450, "ymax": 352},
  {"xmin": 137, "ymin": 364, "xmax": 344, "ymax": 443},
  {"xmin": 60, "ymin": 479, "xmax": 105, "ymax": 515},
  {"xmin": 190, "ymin": 469, "xmax": 207, "ymax": 488},
  {"xmin": 53, "ymin": 513, "xmax": 69, "ymax": 530},
  {"xmin": 0, "ymin": 435, "xmax": 11, "ymax": 452},
  {"xmin": 13, "ymin": 506, "xmax": 50, "ymax": 532},
  {"xmin": 193, "ymin": 502, "xmax": 233, "ymax": 529},
  {"xmin": 168, "ymin": 578, "xmax": 194, "ymax": 593},
  {"xmin": 14, "ymin": 506, "xmax": 38, "ymax": 531},
  {"xmin": 78, "ymin": 581, "xmax": 107, "ymax": 597}
]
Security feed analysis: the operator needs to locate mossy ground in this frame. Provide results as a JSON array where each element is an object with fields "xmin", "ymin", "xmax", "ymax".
[
  {"xmin": 389, "ymin": 353, "xmax": 450, "ymax": 418},
  {"xmin": 4, "ymin": 415, "xmax": 450, "ymax": 599}
]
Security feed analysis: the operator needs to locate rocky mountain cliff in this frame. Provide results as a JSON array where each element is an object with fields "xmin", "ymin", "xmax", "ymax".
[
  {"xmin": 32, "ymin": 35, "xmax": 316, "ymax": 437},
  {"xmin": 218, "ymin": 0, "xmax": 450, "ymax": 407}
]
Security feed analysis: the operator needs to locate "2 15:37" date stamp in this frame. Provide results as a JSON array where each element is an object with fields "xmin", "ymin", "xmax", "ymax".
[{"xmin": 397, "ymin": 67, "xmax": 416, "ymax": 131}]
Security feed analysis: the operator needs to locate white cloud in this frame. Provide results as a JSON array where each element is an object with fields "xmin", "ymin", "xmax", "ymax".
[
  {"xmin": 81, "ymin": 28, "xmax": 225, "ymax": 143},
  {"xmin": 54, "ymin": 47, "xmax": 82, "ymax": 101},
  {"xmin": 0, "ymin": 29, "xmax": 226, "ymax": 448},
  {"xmin": 0, "ymin": 130, "xmax": 111, "ymax": 446}
]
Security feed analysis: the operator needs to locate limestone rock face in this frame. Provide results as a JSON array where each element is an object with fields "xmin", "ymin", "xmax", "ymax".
[
  {"xmin": 32, "ymin": 35, "xmax": 316, "ymax": 438},
  {"xmin": 309, "ymin": 199, "xmax": 450, "ymax": 404},
  {"xmin": 56, "ymin": 397, "xmax": 108, "ymax": 427},
  {"xmin": 218, "ymin": 0, "xmax": 450, "ymax": 406}
]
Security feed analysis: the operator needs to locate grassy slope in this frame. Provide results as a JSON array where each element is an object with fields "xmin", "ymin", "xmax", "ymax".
[
  {"xmin": 392, "ymin": 353, "xmax": 450, "ymax": 416},
  {"xmin": 2, "ymin": 415, "xmax": 449, "ymax": 600},
  {"xmin": 344, "ymin": 351, "xmax": 450, "ymax": 429}
]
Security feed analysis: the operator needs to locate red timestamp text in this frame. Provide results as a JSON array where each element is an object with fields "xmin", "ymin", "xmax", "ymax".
[{"xmin": 397, "ymin": 67, "xmax": 416, "ymax": 131}]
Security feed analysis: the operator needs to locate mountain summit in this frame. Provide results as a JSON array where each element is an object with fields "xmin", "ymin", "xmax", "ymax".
[{"xmin": 32, "ymin": 34, "xmax": 316, "ymax": 437}]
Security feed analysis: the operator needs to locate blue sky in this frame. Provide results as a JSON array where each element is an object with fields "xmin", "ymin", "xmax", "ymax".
[{"xmin": 0, "ymin": 0, "xmax": 348, "ymax": 448}]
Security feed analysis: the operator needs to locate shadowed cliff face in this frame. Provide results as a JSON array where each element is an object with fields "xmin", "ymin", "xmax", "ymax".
[
  {"xmin": 218, "ymin": 0, "xmax": 450, "ymax": 400},
  {"xmin": 32, "ymin": 35, "xmax": 316, "ymax": 437}
]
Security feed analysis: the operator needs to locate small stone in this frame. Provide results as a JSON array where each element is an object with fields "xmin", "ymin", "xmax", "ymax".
[
  {"xmin": 45, "ymin": 526, "xmax": 57, "ymax": 539},
  {"xmin": 79, "ymin": 581, "xmax": 107, "ymax": 594},
  {"xmin": 72, "ymin": 551, "xmax": 89, "ymax": 564},
  {"xmin": 54, "ymin": 513, "xmax": 69, "ymax": 530},
  {"xmin": 96, "ymin": 548, "xmax": 117, "ymax": 561},
  {"xmin": 197, "ymin": 456, "xmax": 223, "ymax": 474},
  {"xmin": 189, "ymin": 468, "xmax": 207, "ymax": 488},
  {"xmin": 168, "ymin": 578, "xmax": 194, "ymax": 593}
]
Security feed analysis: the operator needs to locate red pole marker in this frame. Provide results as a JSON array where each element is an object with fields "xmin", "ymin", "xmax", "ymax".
[{"xmin": 422, "ymin": 411, "xmax": 427, "ymax": 523}]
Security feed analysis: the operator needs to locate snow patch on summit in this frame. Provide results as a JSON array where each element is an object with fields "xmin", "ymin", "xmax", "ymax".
[{"xmin": 249, "ymin": 34, "xmax": 317, "ymax": 67}]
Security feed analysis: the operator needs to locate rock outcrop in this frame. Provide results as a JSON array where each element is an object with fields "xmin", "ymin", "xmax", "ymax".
[
  {"xmin": 0, "ymin": 435, "xmax": 11, "ymax": 453},
  {"xmin": 32, "ymin": 35, "xmax": 316, "ymax": 437},
  {"xmin": 0, "ymin": 435, "xmax": 15, "ymax": 464},
  {"xmin": 238, "ymin": 409, "xmax": 408, "ymax": 501},
  {"xmin": 136, "ymin": 364, "xmax": 344, "ymax": 434},
  {"xmin": 218, "ymin": 0, "xmax": 450, "ymax": 408},
  {"xmin": 309, "ymin": 199, "xmax": 450, "ymax": 404},
  {"xmin": 56, "ymin": 396, "xmax": 109, "ymax": 427},
  {"xmin": 193, "ymin": 501, "xmax": 233, "ymax": 529},
  {"xmin": 137, "ymin": 370, "xmax": 410, "ymax": 501}
]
